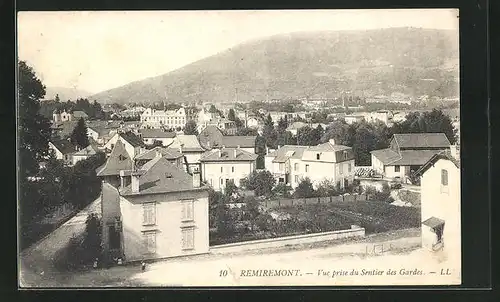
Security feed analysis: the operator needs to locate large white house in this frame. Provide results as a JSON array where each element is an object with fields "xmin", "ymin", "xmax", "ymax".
[
  {"xmin": 166, "ymin": 135, "xmax": 206, "ymax": 174},
  {"xmin": 416, "ymin": 152, "xmax": 460, "ymax": 264},
  {"xmin": 140, "ymin": 107, "xmax": 188, "ymax": 130},
  {"xmin": 370, "ymin": 133, "xmax": 451, "ymax": 180},
  {"xmin": 200, "ymin": 147, "xmax": 258, "ymax": 191},
  {"xmin": 265, "ymin": 139, "xmax": 355, "ymax": 190},
  {"xmin": 103, "ymin": 131, "xmax": 146, "ymax": 159},
  {"xmin": 100, "ymin": 156, "xmax": 209, "ymax": 262}
]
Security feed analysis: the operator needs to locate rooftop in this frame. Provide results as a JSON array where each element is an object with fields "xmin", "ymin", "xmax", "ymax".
[
  {"xmin": 139, "ymin": 129, "xmax": 176, "ymax": 139},
  {"xmin": 120, "ymin": 157, "xmax": 206, "ymax": 196},
  {"xmin": 50, "ymin": 139, "xmax": 77, "ymax": 155},
  {"xmin": 393, "ymin": 133, "xmax": 451, "ymax": 149},
  {"xmin": 73, "ymin": 144, "xmax": 99, "ymax": 156},
  {"xmin": 167, "ymin": 135, "xmax": 205, "ymax": 152},
  {"xmin": 371, "ymin": 148, "xmax": 443, "ymax": 166},
  {"xmin": 414, "ymin": 150, "xmax": 460, "ymax": 176},
  {"xmin": 200, "ymin": 147, "xmax": 258, "ymax": 162},
  {"xmin": 267, "ymin": 145, "xmax": 309, "ymax": 163},
  {"xmin": 135, "ymin": 147, "xmax": 183, "ymax": 161},
  {"xmin": 308, "ymin": 141, "xmax": 352, "ymax": 153},
  {"xmin": 119, "ymin": 131, "xmax": 146, "ymax": 147},
  {"xmin": 96, "ymin": 140, "xmax": 133, "ymax": 176}
]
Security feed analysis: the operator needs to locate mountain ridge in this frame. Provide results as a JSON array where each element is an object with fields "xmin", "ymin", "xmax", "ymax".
[{"xmin": 90, "ymin": 27, "xmax": 459, "ymax": 104}]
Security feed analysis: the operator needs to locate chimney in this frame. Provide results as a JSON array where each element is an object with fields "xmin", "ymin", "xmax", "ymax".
[
  {"xmin": 179, "ymin": 145, "xmax": 183, "ymax": 153},
  {"xmin": 233, "ymin": 148, "xmax": 237, "ymax": 158},
  {"xmin": 131, "ymin": 170, "xmax": 144, "ymax": 193},
  {"xmin": 329, "ymin": 138, "xmax": 336, "ymax": 145},
  {"xmin": 192, "ymin": 171, "xmax": 201, "ymax": 188},
  {"xmin": 218, "ymin": 149, "xmax": 222, "ymax": 157},
  {"xmin": 155, "ymin": 149, "xmax": 162, "ymax": 158}
]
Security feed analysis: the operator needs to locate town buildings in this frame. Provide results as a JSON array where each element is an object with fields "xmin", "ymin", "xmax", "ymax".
[
  {"xmin": 416, "ymin": 151, "xmax": 460, "ymax": 263},
  {"xmin": 103, "ymin": 131, "xmax": 146, "ymax": 158},
  {"xmin": 265, "ymin": 139, "xmax": 355, "ymax": 190},
  {"xmin": 198, "ymin": 118, "xmax": 237, "ymax": 135},
  {"xmin": 52, "ymin": 109, "xmax": 89, "ymax": 123},
  {"xmin": 134, "ymin": 147, "xmax": 185, "ymax": 170},
  {"xmin": 48, "ymin": 139, "xmax": 78, "ymax": 165},
  {"xmin": 140, "ymin": 107, "xmax": 191, "ymax": 130},
  {"xmin": 96, "ymin": 140, "xmax": 134, "ymax": 188},
  {"xmin": 286, "ymin": 122, "xmax": 328, "ymax": 136},
  {"xmin": 138, "ymin": 129, "xmax": 176, "ymax": 146},
  {"xmin": 343, "ymin": 115, "xmax": 365, "ymax": 125},
  {"xmin": 370, "ymin": 133, "xmax": 451, "ymax": 180},
  {"xmin": 167, "ymin": 135, "xmax": 206, "ymax": 174},
  {"xmin": 197, "ymin": 125, "xmax": 256, "ymax": 154},
  {"xmin": 200, "ymin": 147, "xmax": 258, "ymax": 191},
  {"xmin": 86, "ymin": 121, "xmax": 123, "ymax": 146},
  {"xmin": 100, "ymin": 153, "xmax": 210, "ymax": 262},
  {"xmin": 72, "ymin": 143, "xmax": 99, "ymax": 165}
]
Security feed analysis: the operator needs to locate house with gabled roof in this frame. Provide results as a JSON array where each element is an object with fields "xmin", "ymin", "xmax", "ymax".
[
  {"xmin": 48, "ymin": 139, "xmax": 78, "ymax": 165},
  {"xmin": 138, "ymin": 128, "xmax": 176, "ymax": 146},
  {"xmin": 72, "ymin": 143, "xmax": 100, "ymax": 165},
  {"xmin": 197, "ymin": 125, "xmax": 256, "ymax": 154},
  {"xmin": 200, "ymin": 147, "xmax": 258, "ymax": 191},
  {"xmin": 265, "ymin": 139, "xmax": 355, "ymax": 189},
  {"xmin": 100, "ymin": 155, "xmax": 209, "ymax": 262},
  {"xmin": 415, "ymin": 151, "xmax": 460, "ymax": 263},
  {"xmin": 370, "ymin": 133, "xmax": 452, "ymax": 180},
  {"xmin": 166, "ymin": 135, "xmax": 205, "ymax": 174},
  {"xmin": 103, "ymin": 131, "xmax": 146, "ymax": 159},
  {"xmin": 134, "ymin": 146, "xmax": 186, "ymax": 171},
  {"xmin": 96, "ymin": 140, "xmax": 134, "ymax": 187}
]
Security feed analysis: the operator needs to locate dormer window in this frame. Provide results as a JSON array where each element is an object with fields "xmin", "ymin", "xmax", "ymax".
[
  {"xmin": 118, "ymin": 154, "xmax": 127, "ymax": 161},
  {"xmin": 165, "ymin": 173, "xmax": 173, "ymax": 178}
]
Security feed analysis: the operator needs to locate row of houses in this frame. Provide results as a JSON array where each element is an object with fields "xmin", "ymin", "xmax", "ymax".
[{"xmin": 97, "ymin": 131, "xmax": 460, "ymax": 265}]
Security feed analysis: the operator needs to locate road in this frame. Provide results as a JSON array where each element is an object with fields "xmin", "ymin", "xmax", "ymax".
[{"xmin": 19, "ymin": 197, "xmax": 101, "ymax": 287}]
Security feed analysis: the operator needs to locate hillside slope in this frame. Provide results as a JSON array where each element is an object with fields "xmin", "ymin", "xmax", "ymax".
[{"xmin": 91, "ymin": 27, "xmax": 459, "ymax": 104}]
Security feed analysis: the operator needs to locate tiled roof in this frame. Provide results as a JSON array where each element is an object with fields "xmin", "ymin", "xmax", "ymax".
[
  {"xmin": 267, "ymin": 145, "xmax": 308, "ymax": 163},
  {"xmin": 414, "ymin": 150, "xmax": 460, "ymax": 176},
  {"xmin": 200, "ymin": 148, "xmax": 258, "ymax": 162},
  {"xmin": 422, "ymin": 216, "xmax": 445, "ymax": 228},
  {"xmin": 371, "ymin": 148, "xmax": 442, "ymax": 166},
  {"xmin": 51, "ymin": 121, "xmax": 78, "ymax": 138},
  {"xmin": 308, "ymin": 141, "xmax": 352, "ymax": 152},
  {"xmin": 197, "ymin": 125, "xmax": 224, "ymax": 149},
  {"xmin": 120, "ymin": 157, "xmax": 206, "ymax": 196},
  {"xmin": 50, "ymin": 139, "xmax": 77, "ymax": 155},
  {"xmin": 73, "ymin": 144, "xmax": 99, "ymax": 156},
  {"xmin": 222, "ymin": 136, "xmax": 256, "ymax": 148},
  {"xmin": 393, "ymin": 133, "xmax": 451, "ymax": 149},
  {"xmin": 135, "ymin": 147, "xmax": 183, "ymax": 161},
  {"xmin": 72, "ymin": 111, "xmax": 88, "ymax": 118},
  {"xmin": 120, "ymin": 131, "xmax": 145, "ymax": 147},
  {"xmin": 139, "ymin": 129, "xmax": 176, "ymax": 139},
  {"xmin": 167, "ymin": 135, "xmax": 205, "ymax": 152},
  {"xmin": 96, "ymin": 140, "xmax": 133, "ymax": 176}
]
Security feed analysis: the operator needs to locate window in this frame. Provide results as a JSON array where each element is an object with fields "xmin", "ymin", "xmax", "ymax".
[
  {"xmin": 182, "ymin": 200, "xmax": 194, "ymax": 221},
  {"xmin": 142, "ymin": 203, "xmax": 156, "ymax": 226},
  {"xmin": 316, "ymin": 153, "xmax": 321, "ymax": 160},
  {"xmin": 339, "ymin": 164, "xmax": 343, "ymax": 175},
  {"xmin": 441, "ymin": 169, "xmax": 448, "ymax": 186},
  {"xmin": 394, "ymin": 165, "xmax": 400, "ymax": 172},
  {"xmin": 294, "ymin": 163, "xmax": 299, "ymax": 171},
  {"xmin": 295, "ymin": 175, "xmax": 299, "ymax": 183},
  {"xmin": 221, "ymin": 167, "xmax": 223, "ymax": 173},
  {"xmin": 182, "ymin": 228, "xmax": 195, "ymax": 250},
  {"xmin": 305, "ymin": 164, "xmax": 309, "ymax": 172},
  {"xmin": 143, "ymin": 232, "xmax": 156, "ymax": 254},
  {"xmin": 348, "ymin": 163, "xmax": 352, "ymax": 173},
  {"xmin": 232, "ymin": 166, "xmax": 234, "ymax": 173},
  {"xmin": 220, "ymin": 178, "xmax": 224, "ymax": 185}
]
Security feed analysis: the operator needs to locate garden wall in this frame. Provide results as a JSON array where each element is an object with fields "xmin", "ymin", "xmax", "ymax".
[
  {"xmin": 262, "ymin": 193, "xmax": 368, "ymax": 209},
  {"xmin": 210, "ymin": 225, "xmax": 365, "ymax": 254}
]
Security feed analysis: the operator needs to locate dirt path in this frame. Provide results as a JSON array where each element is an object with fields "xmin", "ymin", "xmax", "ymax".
[{"xmin": 19, "ymin": 197, "xmax": 101, "ymax": 287}]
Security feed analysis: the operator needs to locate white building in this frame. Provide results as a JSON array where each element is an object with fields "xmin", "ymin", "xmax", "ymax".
[
  {"xmin": 72, "ymin": 144, "xmax": 99, "ymax": 165},
  {"xmin": 416, "ymin": 152, "xmax": 460, "ymax": 264},
  {"xmin": 265, "ymin": 139, "xmax": 356, "ymax": 190},
  {"xmin": 367, "ymin": 110, "xmax": 394, "ymax": 125},
  {"xmin": 167, "ymin": 135, "xmax": 206, "ymax": 174},
  {"xmin": 200, "ymin": 147, "xmax": 258, "ymax": 191},
  {"xmin": 104, "ymin": 132, "xmax": 146, "ymax": 159},
  {"xmin": 48, "ymin": 139, "xmax": 77, "ymax": 165},
  {"xmin": 343, "ymin": 115, "xmax": 365, "ymax": 125},
  {"xmin": 138, "ymin": 129, "xmax": 176, "ymax": 146},
  {"xmin": 140, "ymin": 107, "xmax": 188, "ymax": 129}
]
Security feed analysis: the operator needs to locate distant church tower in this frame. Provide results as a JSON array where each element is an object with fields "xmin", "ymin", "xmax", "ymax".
[{"xmin": 52, "ymin": 109, "xmax": 60, "ymax": 123}]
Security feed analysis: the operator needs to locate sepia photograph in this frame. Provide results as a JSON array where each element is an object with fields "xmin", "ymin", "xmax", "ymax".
[{"xmin": 17, "ymin": 9, "xmax": 461, "ymax": 287}]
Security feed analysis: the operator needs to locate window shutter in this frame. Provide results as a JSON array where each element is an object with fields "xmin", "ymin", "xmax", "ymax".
[{"xmin": 441, "ymin": 169, "xmax": 448, "ymax": 186}]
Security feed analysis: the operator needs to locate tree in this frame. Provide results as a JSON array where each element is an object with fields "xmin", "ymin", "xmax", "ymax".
[
  {"xmin": 293, "ymin": 178, "xmax": 316, "ymax": 198},
  {"xmin": 82, "ymin": 213, "xmax": 102, "ymax": 263},
  {"xmin": 184, "ymin": 120, "xmax": 198, "ymax": 135},
  {"xmin": 240, "ymin": 170, "xmax": 276, "ymax": 197},
  {"xmin": 18, "ymin": 61, "xmax": 52, "ymax": 179},
  {"xmin": 227, "ymin": 109, "xmax": 236, "ymax": 121},
  {"xmin": 262, "ymin": 114, "xmax": 278, "ymax": 149},
  {"xmin": 391, "ymin": 109, "xmax": 457, "ymax": 144},
  {"xmin": 55, "ymin": 94, "xmax": 60, "ymax": 102},
  {"xmin": 70, "ymin": 118, "xmax": 90, "ymax": 149},
  {"xmin": 272, "ymin": 183, "xmax": 292, "ymax": 198},
  {"xmin": 315, "ymin": 179, "xmax": 338, "ymax": 197},
  {"xmin": 297, "ymin": 126, "xmax": 319, "ymax": 146}
]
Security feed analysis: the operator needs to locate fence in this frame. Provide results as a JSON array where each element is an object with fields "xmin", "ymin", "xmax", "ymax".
[
  {"xmin": 261, "ymin": 193, "xmax": 368, "ymax": 209},
  {"xmin": 210, "ymin": 225, "xmax": 366, "ymax": 254}
]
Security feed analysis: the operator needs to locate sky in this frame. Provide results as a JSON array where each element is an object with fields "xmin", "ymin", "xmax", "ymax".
[{"xmin": 17, "ymin": 9, "xmax": 459, "ymax": 94}]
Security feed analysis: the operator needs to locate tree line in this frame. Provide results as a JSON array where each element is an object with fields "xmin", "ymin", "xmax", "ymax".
[
  {"xmin": 39, "ymin": 95, "xmax": 107, "ymax": 120},
  {"xmin": 18, "ymin": 61, "xmax": 107, "ymax": 249}
]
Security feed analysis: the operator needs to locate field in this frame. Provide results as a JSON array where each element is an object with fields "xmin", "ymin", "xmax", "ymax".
[{"xmin": 210, "ymin": 200, "xmax": 421, "ymax": 245}]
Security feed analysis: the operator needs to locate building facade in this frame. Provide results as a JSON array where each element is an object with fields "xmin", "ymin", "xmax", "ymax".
[
  {"xmin": 200, "ymin": 147, "xmax": 258, "ymax": 191},
  {"xmin": 140, "ymin": 107, "xmax": 189, "ymax": 130},
  {"xmin": 417, "ymin": 153, "xmax": 460, "ymax": 263}
]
